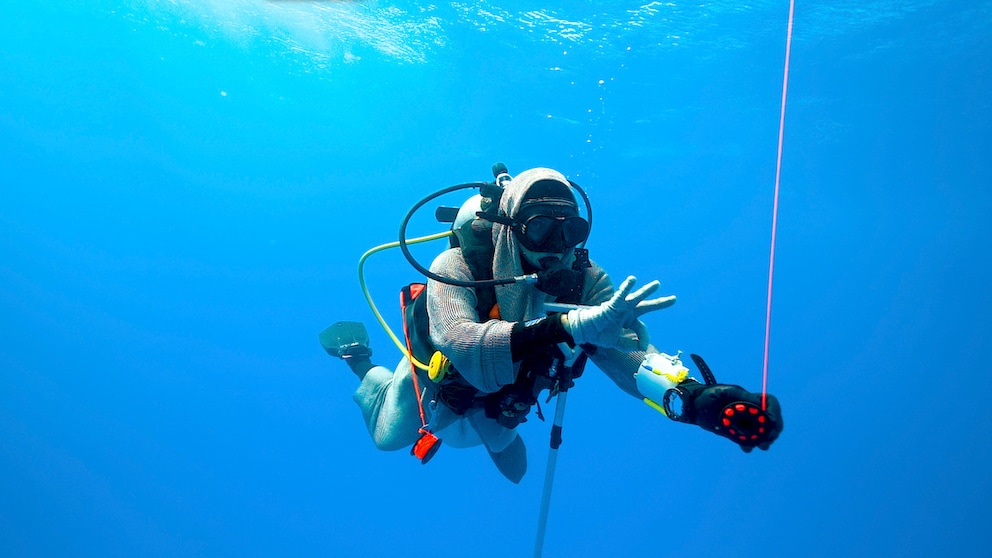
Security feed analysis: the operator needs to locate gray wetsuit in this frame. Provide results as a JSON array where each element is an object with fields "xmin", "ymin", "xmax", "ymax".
[{"xmin": 352, "ymin": 168, "xmax": 656, "ymax": 482}]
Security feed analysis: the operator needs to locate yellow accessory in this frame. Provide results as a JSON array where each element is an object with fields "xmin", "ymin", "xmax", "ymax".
[
  {"xmin": 428, "ymin": 351, "xmax": 451, "ymax": 382},
  {"xmin": 635, "ymin": 352, "xmax": 690, "ymax": 415}
]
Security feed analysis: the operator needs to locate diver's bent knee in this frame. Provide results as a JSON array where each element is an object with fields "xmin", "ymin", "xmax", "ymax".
[
  {"xmin": 489, "ymin": 435, "xmax": 527, "ymax": 483},
  {"xmin": 371, "ymin": 429, "xmax": 418, "ymax": 452}
]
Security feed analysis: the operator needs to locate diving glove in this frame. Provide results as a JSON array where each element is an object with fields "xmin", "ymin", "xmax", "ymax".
[
  {"xmin": 662, "ymin": 354, "xmax": 782, "ymax": 452},
  {"xmin": 564, "ymin": 276, "xmax": 675, "ymax": 350}
]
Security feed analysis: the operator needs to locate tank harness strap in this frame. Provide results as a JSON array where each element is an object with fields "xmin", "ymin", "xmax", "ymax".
[
  {"xmin": 455, "ymin": 218, "xmax": 497, "ymax": 321},
  {"xmin": 400, "ymin": 285, "xmax": 429, "ymax": 429},
  {"xmin": 403, "ymin": 283, "xmax": 436, "ymax": 365},
  {"xmin": 402, "ymin": 217, "xmax": 592, "ymax": 422},
  {"xmin": 400, "ymin": 284, "xmax": 441, "ymax": 464}
]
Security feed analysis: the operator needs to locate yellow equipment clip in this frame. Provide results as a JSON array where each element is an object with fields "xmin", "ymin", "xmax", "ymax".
[{"xmin": 428, "ymin": 351, "xmax": 451, "ymax": 382}]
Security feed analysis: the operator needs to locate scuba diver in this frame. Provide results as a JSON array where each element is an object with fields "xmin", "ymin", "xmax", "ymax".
[{"xmin": 320, "ymin": 166, "xmax": 782, "ymax": 483}]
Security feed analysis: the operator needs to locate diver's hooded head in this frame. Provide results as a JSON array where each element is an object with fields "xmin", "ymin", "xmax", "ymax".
[
  {"xmin": 492, "ymin": 168, "xmax": 588, "ymax": 318},
  {"xmin": 493, "ymin": 168, "xmax": 584, "ymax": 263}
]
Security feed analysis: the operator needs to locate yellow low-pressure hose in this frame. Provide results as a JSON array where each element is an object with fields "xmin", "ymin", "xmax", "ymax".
[{"xmin": 358, "ymin": 231, "xmax": 453, "ymax": 371}]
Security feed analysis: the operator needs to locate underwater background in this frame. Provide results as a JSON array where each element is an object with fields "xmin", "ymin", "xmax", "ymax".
[{"xmin": 2, "ymin": 1, "xmax": 990, "ymax": 556}]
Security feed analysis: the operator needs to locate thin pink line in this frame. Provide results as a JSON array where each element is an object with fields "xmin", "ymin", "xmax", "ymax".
[{"xmin": 763, "ymin": 0, "xmax": 795, "ymax": 410}]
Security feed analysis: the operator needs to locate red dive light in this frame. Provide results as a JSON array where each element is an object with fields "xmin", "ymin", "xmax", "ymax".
[{"xmin": 721, "ymin": 401, "xmax": 769, "ymax": 443}]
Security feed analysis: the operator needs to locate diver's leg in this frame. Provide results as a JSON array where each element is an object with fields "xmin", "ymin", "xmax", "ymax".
[
  {"xmin": 464, "ymin": 409, "xmax": 527, "ymax": 482},
  {"xmin": 321, "ymin": 321, "xmax": 422, "ymax": 450},
  {"xmin": 353, "ymin": 359, "xmax": 423, "ymax": 451},
  {"xmin": 487, "ymin": 433, "xmax": 527, "ymax": 484},
  {"xmin": 343, "ymin": 354, "xmax": 374, "ymax": 379}
]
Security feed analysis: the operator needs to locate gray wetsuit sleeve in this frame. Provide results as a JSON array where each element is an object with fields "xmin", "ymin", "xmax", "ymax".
[{"xmin": 426, "ymin": 249, "xmax": 517, "ymax": 393}]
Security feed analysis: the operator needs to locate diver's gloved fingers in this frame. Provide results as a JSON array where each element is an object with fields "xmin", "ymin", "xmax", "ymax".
[
  {"xmin": 624, "ymin": 279, "xmax": 660, "ymax": 304},
  {"xmin": 623, "ymin": 319, "xmax": 651, "ymax": 351},
  {"xmin": 614, "ymin": 329, "xmax": 643, "ymax": 352},
  {"xmin": 633, "ymin": 294, "xmax": 676, "ymax": 316},
  {"xmin": 613, "ymin": 276, "xmax": 638, "ymax": 301},
  {"xmin": 765, "ymin": 393, "xmax": 783, "ymax": 415},
  {"xmin": 761, "ymin": 394, "xmax": 784, "ymax": 448},
  {"xmin": 613, "ymin": 332, "xmax": 639, "ymax": 352},
  {"xmin": 567, "ymin": 277, "xmax": 663, "ymax": 349}
]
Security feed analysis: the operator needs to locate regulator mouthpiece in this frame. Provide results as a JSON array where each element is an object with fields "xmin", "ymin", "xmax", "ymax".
[{"xmin": 535, "ymin": 257, "xmax": 582, "ymax": 298}]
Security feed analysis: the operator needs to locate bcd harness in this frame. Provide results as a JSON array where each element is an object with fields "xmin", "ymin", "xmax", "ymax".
[{"xmin": 400, "ymin": 212, "xmax": 592, "ymax": 431}]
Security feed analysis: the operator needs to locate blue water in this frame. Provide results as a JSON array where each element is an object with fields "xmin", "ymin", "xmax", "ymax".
[{"xmin": 2, "ymin": 1, "xmax": 990, "ymax": 556}]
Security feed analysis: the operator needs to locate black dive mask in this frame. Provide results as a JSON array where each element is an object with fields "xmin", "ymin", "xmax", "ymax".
[
  {"xmin": 514, "ymin": 214, "xmax": 589, "ymax": 254},
  {"xmin": 534, "ymin": 256, "xmax": 582, "ymax": 298}
]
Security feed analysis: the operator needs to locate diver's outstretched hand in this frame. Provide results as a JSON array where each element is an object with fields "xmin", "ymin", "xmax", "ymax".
[
  {"xmin": 564, "ymin": 276, "xmax": 675, "ymax": 350},
  {"xmin": 626, "ymin": 279, "xmax": 676, "ymax": 317}
]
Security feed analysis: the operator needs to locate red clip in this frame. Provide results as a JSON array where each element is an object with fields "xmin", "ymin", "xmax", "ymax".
[{"xmin": 411, "ymin": 429, "xmax": 441, "ymax": 464}]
